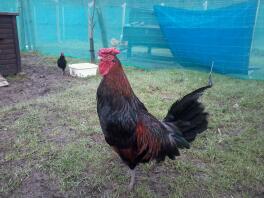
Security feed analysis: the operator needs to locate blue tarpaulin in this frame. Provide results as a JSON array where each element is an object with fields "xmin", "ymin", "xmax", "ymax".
[{"xmin": 154, "ymin": 1, "xmax": 258, "ymax": 74}]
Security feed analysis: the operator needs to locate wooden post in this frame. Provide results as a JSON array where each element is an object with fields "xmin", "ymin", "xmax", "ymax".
[
  {"xmin": 96, "ymin": 0, "xmax": 108, "ymax": 48},
  {"xmin": 89, "ymin": 0, "xmax": 96, "ymax": 63}
]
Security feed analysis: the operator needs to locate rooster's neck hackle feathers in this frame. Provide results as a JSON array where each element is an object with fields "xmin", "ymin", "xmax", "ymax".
[{"xmin": 103, "ymin": 60, "xmax": 133, "ymax": 97}]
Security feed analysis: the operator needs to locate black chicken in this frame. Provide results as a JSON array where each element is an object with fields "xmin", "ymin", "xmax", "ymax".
[{"xmin": 57, "ymin": 52, "xmax": 67, "ymax": 75}]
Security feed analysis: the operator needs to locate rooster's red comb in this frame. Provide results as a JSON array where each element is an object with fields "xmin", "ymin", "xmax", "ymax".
[{"xmin": 98, "ymin": 48, "xmax": 120, "ymax": 56}]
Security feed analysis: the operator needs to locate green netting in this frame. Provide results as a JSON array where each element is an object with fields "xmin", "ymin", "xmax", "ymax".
[{"xmin": 0, "ymin": 0, "xmax": 263, "ymax": 80}]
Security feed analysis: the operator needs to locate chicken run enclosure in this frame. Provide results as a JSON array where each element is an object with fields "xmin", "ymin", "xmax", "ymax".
[{"xmin": 1, "ymin": 0, "xmax": 264, "ymax": 79}]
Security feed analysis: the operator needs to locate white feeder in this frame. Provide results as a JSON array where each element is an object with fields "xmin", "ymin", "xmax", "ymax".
[{"xmin": 69, "ymin": 63, "xmax": 98, "ymax": 78}]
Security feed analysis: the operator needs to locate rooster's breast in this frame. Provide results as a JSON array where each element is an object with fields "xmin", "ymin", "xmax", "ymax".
[{"xmin": 96, "ymin": 88, "xmax": 139, "ymax": 148}]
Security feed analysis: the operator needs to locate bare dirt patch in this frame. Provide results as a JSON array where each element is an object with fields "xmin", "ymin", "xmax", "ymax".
[
  {"xmin": 10, "ymin": 170, "xmax": 65, "ymax": 198},
  {"xmin": 0, "ymin": 53, "xmax": 81, "ymax": 106}
]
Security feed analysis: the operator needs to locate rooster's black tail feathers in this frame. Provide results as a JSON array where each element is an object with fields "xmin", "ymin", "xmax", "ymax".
[{"xmin": 164, "ymin": 85, "xmax": 211, "ymax": 146}]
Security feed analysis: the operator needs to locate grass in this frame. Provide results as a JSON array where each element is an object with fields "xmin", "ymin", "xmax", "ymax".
[{"xmin": 0, "ymin": 56, "xmax": 264, "ymax": 197}]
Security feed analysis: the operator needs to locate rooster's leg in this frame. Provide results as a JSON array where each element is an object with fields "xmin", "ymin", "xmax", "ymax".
[{"xmin": 128, "ymin": 168, "xmax": 136, "ymax": 191}]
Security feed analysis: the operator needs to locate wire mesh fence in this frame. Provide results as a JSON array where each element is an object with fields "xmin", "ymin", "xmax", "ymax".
[{"xmin": 0, "ymin": 0, "xmax": 263, "ymax": 79}]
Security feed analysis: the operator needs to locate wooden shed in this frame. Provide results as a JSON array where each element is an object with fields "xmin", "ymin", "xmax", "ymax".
[{"xmin": 0, "ymin": 12, "xmax": 21, "ymax": 76}]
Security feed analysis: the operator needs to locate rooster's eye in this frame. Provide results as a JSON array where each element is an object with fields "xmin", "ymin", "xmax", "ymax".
[{"xmin": 112, "ymin": 59, "xmax": 116, "ymax": 63}]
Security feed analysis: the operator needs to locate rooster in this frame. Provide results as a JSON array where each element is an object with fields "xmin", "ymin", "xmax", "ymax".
[
  {"xmin": 57, "ymin": 52, "xmax": 67, "ymax": 75},
  {"xmin": 96, "ymin": 48, "xmax": 212, "ymax": 190}
]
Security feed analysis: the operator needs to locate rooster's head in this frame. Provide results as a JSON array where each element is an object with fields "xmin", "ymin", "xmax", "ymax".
[{"xmin": 98, "ymin": 48, "xmax": 120, "ymax": 76}]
